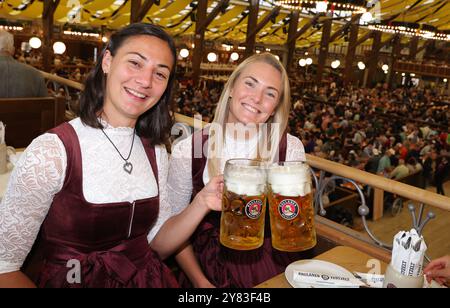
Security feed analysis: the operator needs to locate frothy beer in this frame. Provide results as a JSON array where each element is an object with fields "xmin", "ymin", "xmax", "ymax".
[
  {"xmin": 220, "ymin": 160, "xmax": 267, "ymax": 250},
  {"xmin": 268, "ymin": 162, "xmax": 316, "ymax": 252}
]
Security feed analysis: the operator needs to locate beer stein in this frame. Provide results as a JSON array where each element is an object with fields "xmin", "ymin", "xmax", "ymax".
[
  {"xmin": 220, "ymin": 159, "xmax": 267, "ymax": 250},
  {"xmin": 268, "ymin": 161, "xmax": 316, "ymax": 252}
]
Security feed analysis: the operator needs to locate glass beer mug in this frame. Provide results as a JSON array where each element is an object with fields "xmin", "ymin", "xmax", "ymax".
[
  {"xmin": 268, "ymin": 161, "xmax": 316, "ymax": 252},
  {"xmin": 220, "ymin": 159, "xmax": 267, "ymax": 250}
]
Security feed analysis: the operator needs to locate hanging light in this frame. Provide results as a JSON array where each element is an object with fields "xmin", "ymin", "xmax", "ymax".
[
  {"xmin": 274, "ymin": 0, "xmax": 367, "ymax": 16},
  {"xmin": 102, "ymin": 36, "xmax": 109, "ymax": 43},
  {"xmin": 381, "ymin": 64, "xmax": 389, "ymax": 71},
  {"xmin": 360, "ymin": 11, "xmax": 373, "ymax": 23},
  {"xmin": 207, "ymin": 52, "xmax": 217, "ymax": 62},
  {"xmin": 29, "ymin": 37, "xmax": 42, "ymax": 49},
  {"xmin": 53, "ymin": 41, "xmax": 66, "ymax": 54},
  {"xmin": 299, "ymin": 59, "xmax": 306, "ymax": 67},
  {"xmin": 230, "ymin": 52, "xmax": 239, "ymax": 61},
  {"xmin": 180, "ymin": 48, "xmax": 189, "ymax": 58},
  {"xmin": 305, "ymin": 58, "xmax": 313, "ymax": 65},
  {"xmin": 357, "ymin": 61, "xmax": 366, "ymax": 70},
  {"xmin": 368, "ymin": 22, "xmax": 450, "ymax": 41},
  {"xmin": 331, "ymin": 60, "xmax": 340, "ymax": 69},
  {"xmin": 443, "ymin": 78, "xmax": 447, "ymax": 83},
  {"xmin": 315, "ymin": 1, "xmax": 327, "ymax": 13}
]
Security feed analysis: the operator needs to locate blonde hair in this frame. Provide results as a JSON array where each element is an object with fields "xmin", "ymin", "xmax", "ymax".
[
  {"xmin": 0, "ymin": 30, "xmax": 14, "ymax": 55},
  {"xmin": 207, "ymin": 53, "xmax": 291, "ymax": 177}
]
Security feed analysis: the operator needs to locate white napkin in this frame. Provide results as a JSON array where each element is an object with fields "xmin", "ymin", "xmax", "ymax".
[
  {"xmin": 391, "ymin": 229, "xmax": 427, "ymax": 277},
  {"xmin": 293, "ymin": 270, "xmax": 366, "ymax": 288},
  {"xmin": 353, "ymin": 272, "xmax": 385, "ymax": 288}
]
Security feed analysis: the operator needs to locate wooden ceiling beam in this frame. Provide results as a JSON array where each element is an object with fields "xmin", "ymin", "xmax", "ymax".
[
  {"xmin": 192, "ymin": 0, "xmax": 229, "ymax": 85},
  {"xmin": 43, "ymin": 0, "xmax": 60, "ymax": 19},
  {"xmin": 285, "ymin": 10, "xmax": 300, "ymax": 73},
  {"xmin": 138, "ymin": 0, "xmax": 157, "ymax": 22},
  {"xmin": 246, "ymin": 6, "xmax": 281, "ymax": 40},
  {"xmin": 316, "ymin": 18, "xmax": 332, "ymax": 84},
  {"xmin": 244, "ymin": 0, "xmax": 259, "ymax": 58},
  {"xmin": 131, "ymin": 0, "xmax": 158, "ymax": 23},
  {"xmin": 42, "ymin": 0, "xmax": 60, "ymax": 72},
  {"xmin": 286, "ymin": 14, "xmax": 320, "ymax": 45},
  {"xmin": 343, "ymin": 16, "xmax": 360, "ymax": 86},
  {"xmin": 329, "ymin": 14, "xmax": 361, "ymax": 43},
  {"xmin": 355, "ymin": 31, "xmax": 374, "ymax": 47},
  {"xmin": 196, "ymin": 0, "xmax": 230, "ymax": 33}
]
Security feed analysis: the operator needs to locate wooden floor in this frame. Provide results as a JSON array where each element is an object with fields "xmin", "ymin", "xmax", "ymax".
[{"xmin": 356, "ymin": 181, "xmax": 450, "ymax": 260}]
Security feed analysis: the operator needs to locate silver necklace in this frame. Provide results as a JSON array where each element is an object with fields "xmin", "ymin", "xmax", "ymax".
[{"xmin": 100, "ymin": 127, "xmax": 136, "ymax": 174}]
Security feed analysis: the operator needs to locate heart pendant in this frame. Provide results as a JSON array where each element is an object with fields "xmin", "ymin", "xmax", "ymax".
[{"xmin": 123, "ymin": 162, "xmax": 133, "ymax": 174}]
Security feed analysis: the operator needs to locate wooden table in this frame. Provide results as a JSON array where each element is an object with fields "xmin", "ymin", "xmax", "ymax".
[{"xmin": 255, "ymin": 246, "xmax": 388, "ymax": 288}]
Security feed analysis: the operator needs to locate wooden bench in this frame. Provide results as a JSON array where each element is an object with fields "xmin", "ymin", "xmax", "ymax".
[
  {"xmin": 398, "ymin": 169, "xmax": 425, "ymax": 189},
  {"xmin": 372, "ymin": 170, "xmax": 424, "ymax": 221},
  {"xmin": 0, "ymin": 97, "xmax": 65, "ymax": 148}
]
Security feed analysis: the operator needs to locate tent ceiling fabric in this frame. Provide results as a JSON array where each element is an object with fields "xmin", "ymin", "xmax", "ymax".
[{"xmin": 0, "ymin": 0, "xmax": 448, "ymax": 47}]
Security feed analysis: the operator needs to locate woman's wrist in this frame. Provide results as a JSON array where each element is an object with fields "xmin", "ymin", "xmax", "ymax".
[{"xmin": 191, "ymin": 193, "xmax": 211, "ymax": 215}]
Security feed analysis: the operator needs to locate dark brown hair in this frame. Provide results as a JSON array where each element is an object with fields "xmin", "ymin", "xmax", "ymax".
[{"xmin": 79, "ymin": 23, "xmax": 177, "ymax": 146}]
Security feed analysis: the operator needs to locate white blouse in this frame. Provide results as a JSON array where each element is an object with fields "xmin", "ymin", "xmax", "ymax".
[
  {"xmin": 168, "ymin": 132, "xmax": 306, "ymax": 216},
  {"xmin": 0, "ymin": 118, "xmax": 170, "ymax": 274}
]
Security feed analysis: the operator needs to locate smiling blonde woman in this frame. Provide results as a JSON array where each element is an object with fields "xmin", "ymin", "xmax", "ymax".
[{"xmin": 168, "ymin": 53, "xmax": 307, "ymax": 288}]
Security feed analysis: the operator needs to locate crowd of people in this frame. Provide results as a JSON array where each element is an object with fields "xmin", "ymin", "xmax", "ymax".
[{"xmin": 288, "ymin": 86, "xmax": 449, "ymax": 194}]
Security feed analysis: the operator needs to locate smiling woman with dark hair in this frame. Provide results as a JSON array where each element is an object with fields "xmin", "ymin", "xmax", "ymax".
[{"xmin": 0, "ymin": 23, "xmax": 223, "ymax": 288}]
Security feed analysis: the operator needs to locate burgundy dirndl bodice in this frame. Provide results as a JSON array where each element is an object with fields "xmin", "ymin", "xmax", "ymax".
[
  {"xmin": 23, "ymin": 123, "xmax": 178, "ymax": 288},
  {"xmin": 184, "ymin": 129, "xmax": 313, "ymax": 288}
]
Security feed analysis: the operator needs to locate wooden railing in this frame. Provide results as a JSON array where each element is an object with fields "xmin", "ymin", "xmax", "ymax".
[{"xmin": 394, "ymin": 61, "xmax": 450, "ymax": 79}]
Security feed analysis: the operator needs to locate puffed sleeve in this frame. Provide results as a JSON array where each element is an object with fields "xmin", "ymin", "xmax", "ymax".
[
  {"xmin": 286, "ymin": 134, "xmax": 306, "ymax": 162},
  {"xmin": 167, "ymin": 137, "xmax": 194, "ymax": 216},
  {"xmin": 0, "ymin": 133, "xmax": 66, "ymax": 274},
  {"xmin": 147, "ymin": 145, "xmax": 172, "ymax": 242}
]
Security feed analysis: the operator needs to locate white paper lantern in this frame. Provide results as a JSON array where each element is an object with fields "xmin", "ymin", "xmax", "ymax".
[
  {"xmin": 357, "ymin": 61, "xmax": 366, "ymax": 70},
  {"xmin": 180, "ymin": 48, "xmax": 189, "ymax": 58},
  {"xmin": 207, "ymin": 52, "xmax": 217, "ymax": 62},
  {"xmin": 29, "ymin": 37, "xmax": 42, "ymax": 49},
  {"xmin": 315, "ymin": 1, "xmax": 327, "ymax": 13},
  {"xmin": 53, "ymin": 41, "xmax": 66, "ymax": 54},
  {"xmin": 361, "ymin": 12, "xmax": 373, "ymax": 23},
  {"xmin": 331, "ymin": 60, "xmax": 340, "ymax": 69}
]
